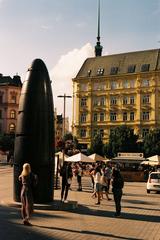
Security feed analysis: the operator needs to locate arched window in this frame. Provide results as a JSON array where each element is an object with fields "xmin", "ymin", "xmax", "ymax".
[
  {"xmin": 10, "ymin": 110, "xmax": 16, "ymax": 119},
  {"xmin": 9, "ymin": 123, "xmax": 15, "ymax": 132}
]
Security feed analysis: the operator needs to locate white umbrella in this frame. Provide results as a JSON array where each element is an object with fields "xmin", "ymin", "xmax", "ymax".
[{"xmin": 65, "ymin": 152, "xmax": 94, "ymax": 163}]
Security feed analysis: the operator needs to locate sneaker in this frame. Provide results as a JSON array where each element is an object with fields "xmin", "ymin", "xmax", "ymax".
[
  {"xmin": 107, "ymin": 198, "xmax": 112, "ymax": 201},
  {"xmin": 95, "ymin": 202, "xmax": 100, "ymax": 205},
  {"xmin": 64, "ymin": 200, "xmax": 68, "ymax": 203}
]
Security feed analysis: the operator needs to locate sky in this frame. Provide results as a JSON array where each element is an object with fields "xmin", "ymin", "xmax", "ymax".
[{"xmin": 0, "ymin": 0, "xmax": 160, "ymax": 126}]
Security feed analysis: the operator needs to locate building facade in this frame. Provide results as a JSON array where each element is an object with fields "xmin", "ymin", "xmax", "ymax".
[
  {"xmin": 0, "ymin": 74, "xmax": 22, "ymax": 135},
  {"xmin": 72, "ymin": 49, "xmax": 160, "ymax": 150}
]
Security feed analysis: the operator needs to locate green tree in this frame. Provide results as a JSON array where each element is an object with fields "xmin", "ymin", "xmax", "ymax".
[
  {"xmin": 0, "ymin": 134, "xmax": 15, "ymax": 152},
  {"xmin": 143, "ymin": 129, "xmax": 160, "ymax": 157},
  {"xmin": 87, "ymin": 134, "xmax": 104, "ymax": 156},
  {"xmin": 104, "ymin": 125, "xmax": 138, "ymax": 158}
]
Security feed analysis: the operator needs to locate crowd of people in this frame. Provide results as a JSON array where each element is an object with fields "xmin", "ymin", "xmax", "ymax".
[
  {"xmin": 18, "ymin": 160, "xmax": 124, "ymax": 226},
  {"xmin": 59, "ymin": 161, "xmax": 124, "ymax": 217}
]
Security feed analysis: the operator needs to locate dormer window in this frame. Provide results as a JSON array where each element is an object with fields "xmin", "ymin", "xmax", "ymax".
[
  {"xmin": 97, "ymin": 68, "xmax": 104, "ymax": 75},
  {"xmin": 128, "ymin": 65, "xmax": 136, "ymax": 73},
  {"xmin": 110, "ymin": 67, "xmax": 118, "ymax": 75},
  {"xmin": 141, "ymin": 64, "xmax": 150, "ymax": 72},
  {"xmin": 87, "ymin": 70, "xmax": 91, "ymax": 76}
]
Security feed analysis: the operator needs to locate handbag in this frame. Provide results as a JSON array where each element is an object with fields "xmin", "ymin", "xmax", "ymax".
[{"xmin": 67, "ymin": 178, "xmax": 72, "ymax": 184}]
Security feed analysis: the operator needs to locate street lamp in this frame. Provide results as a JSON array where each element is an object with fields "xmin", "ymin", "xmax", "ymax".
[{"xmin": 57, "ymin": 94, "xmax": 72, "ymax": 136}]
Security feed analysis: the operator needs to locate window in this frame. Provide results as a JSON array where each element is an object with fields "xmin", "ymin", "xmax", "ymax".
[
  {"xmin": 142, "ymin": 79, "xmax": 150, "ymax": 87},
  {"xmin": 123, "ymin": 112, "xmax": 127, "ymax": 121},
  {"xmin": 10, "ymin": 110, "xmax": 16, "ymax": 119},
  {"xmin": 123, "ymin": 80, "xmax": 129, "ymax": 88},
  {"xmin": 128, "ymin": 65, "xmax": 136, "ymax": 73},
  {"xmin": 130, "ymin": 96, "xmax": 135, "ymax": 104},
  {"xmin": 100, "ymin": 96, "xmax": 105, "ymax": 106},
  {"xmin": 110, "ymin": 81, "xmax": 117, "ymax": 89},
  {"xmin": 80, "ymin": 98, "xmax": 87, "ymax": 107},
  {"xmin": 110, "ymin": 112, "xmax": 117, "ymax": 121},
  {"xmin": 130, "ymin": 80, "xmax": 135, "ymax": 88},
  {"xmin": 9, "ymin": 123, "xmax": 15, "ymax": 132},
  {"xmin": 141, "ymin": 64, "xmax": 150, "ymax": 72},
  {"xmin": 0, "ymin": 110, "xmax": 2, "ymax": 119},
  {"xmin": 93, "ymin": 129, "xmax": 98, "ymax": 137},
  {"xmin": 142, "ymin": 111, "xmax": 149, "ymax": 120},
  {"xmin": 142, "ymin": 95, "xmax": 150, "ymax": 104},
  {"xmin": 130, "ymin": 112, "xmax": 134, "ymax": 121},
  {"xmin": 87, "ymin": 70, "xmax": 91, "ymax": 76},
  {"xmin": 80, "ymin": 129, "xmax": 86, "ymax": 138},
  {"xmin": 100, "ymin": 112, "xmax": 105, "ymax": 122},
  {"xmin": 110, "ymin": 67, "xmax": 118, "ymax": 75},
  {"xmin": 80, "ymin": 113, "xmax": 87, "ymax": 123},
  {"xmin": 142, "ymin": 128, "xmax": 149, "ymax": 138},
  {"xmin": 93, "ymin": 82, "xmax": 106, "ymax": 90},
  {"xmin": 123, "ymin": 96, "xmax": 128, "ymax": 105},
  {"xmin": 80, "ymin": 84, "xmax": 88, "ymax": 91},
  {"xmin": 93, "ymin": 113, "xmax": 98, "ymax": 122},
  {"xmin": 11, "ymin": 95, "xmax": 16, "ymax": 103},
  {"xmin": 99, "ymin": 129, "xmax": 104, "ymax": 138},
  {"xmin": 110, "ymin": 96, "xmax": 117, "ymax": 105},
  {"xmin": 97, "ymin": 68, "xmax": 104, "ymax": 75},
  {"xmin": 93, "ymin": 82, "xmax": 99, "ymax": 90},
  {"xmin": 93, "ymin": 97, "xmax": 98, "ymax": 106}
]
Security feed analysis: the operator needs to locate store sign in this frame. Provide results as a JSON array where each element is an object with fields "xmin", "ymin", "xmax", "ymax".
[{"xmin": 117, "ymin": 152, "xmax": 143, "ymax": 158}]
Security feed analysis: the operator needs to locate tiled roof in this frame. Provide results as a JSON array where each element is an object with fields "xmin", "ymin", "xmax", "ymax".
[{"xmin": 76, "ymin": 48, "xmax": 160, "ymax": 78}]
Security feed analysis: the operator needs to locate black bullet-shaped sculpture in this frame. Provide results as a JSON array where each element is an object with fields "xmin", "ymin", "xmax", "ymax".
[{"xmin": 13, "ymin": 59, "xmax": 55, "ymax": 203}]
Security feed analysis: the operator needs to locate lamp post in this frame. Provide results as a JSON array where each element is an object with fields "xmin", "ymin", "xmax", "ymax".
[{"xmin": 57, "ymin": 94, "xmax": 72, "ymax": 162}]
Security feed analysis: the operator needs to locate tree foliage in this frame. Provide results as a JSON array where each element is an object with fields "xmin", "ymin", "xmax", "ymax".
[
  {"xmin": 143, "ymin": 129, "xmax": 160, "ymax": 157},
  {"xmin": 0, "ymin": 134, "xmax": 15, "ymax": 152},
  {"xmin": 87, "ymin": 134, "xmax": 104, "ymax": 156},
  {"xmin": 104, "ymin": 125, "xmax": 139, "ymax": 158}
]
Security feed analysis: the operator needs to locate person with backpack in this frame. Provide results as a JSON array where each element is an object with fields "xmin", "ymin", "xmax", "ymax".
[{"xmin": 112, "ymin": 167, "xmax": 124, "ymax": 217}]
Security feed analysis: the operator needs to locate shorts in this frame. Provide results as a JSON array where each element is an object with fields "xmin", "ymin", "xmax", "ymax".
[{"xmin": 95, "ymin": 183, "xmax": 102, "ymax": 192}]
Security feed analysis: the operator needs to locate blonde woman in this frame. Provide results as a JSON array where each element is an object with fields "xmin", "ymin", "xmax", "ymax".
[{"xmin": 19, "ymin": 163, "xmax": 37, "ymax": 225}]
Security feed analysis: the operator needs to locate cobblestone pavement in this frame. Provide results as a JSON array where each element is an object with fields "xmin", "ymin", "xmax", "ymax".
[{"xmin": 0, "ymin": 165, "xmax": 160, "ymax": 240}]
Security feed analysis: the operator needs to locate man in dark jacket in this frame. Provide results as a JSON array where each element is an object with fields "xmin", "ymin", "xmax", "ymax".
[
  {"xmin": 112, "ymin": 168, "xmax": 124, "ymax": 217},
  {"xmin": 60, "ymin": 162, "xmax": 73, "ymax": 203}
]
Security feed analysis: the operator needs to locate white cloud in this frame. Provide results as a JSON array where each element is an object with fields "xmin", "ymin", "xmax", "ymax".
[{"xmin": 49, "ymin": 43, "xmax": 94, "ymax": 128}]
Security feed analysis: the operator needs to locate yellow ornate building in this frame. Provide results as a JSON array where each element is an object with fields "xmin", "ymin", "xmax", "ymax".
[
  {"xmin": 0, "ymin": 74, "xmax": 22, "ymax": 134},
  {"xmin": 72, "ymin": 49, "xmax": 160, "ymax": 150}
]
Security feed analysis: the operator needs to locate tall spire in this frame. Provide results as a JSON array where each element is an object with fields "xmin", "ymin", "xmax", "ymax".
[{"xmin": 95, "ymin": 0, "xmax": 103, "ymax": 57}]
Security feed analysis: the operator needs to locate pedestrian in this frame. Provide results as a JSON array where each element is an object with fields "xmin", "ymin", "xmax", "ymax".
[
  {"xmin": 104, "ymin": 162, "xmax": 112, "ymax": 192},
  {"xmin": 19, "ymin": 163, "xmax": 38, "ymax": 226},
  {"xmin": 77, "ymin": 163, "xmax": 83, "ymax": 191},
  {"xmin": 94, "ymin": 166, "xmax": 102, "ymax": 205},
  {"xmin": 60, "ymin": 161, "xmax": 73, "ymax": 203},
  {"xmin": 89, "ymin": 163, "xmax": 95, "ymax": 190},
  {"xmin": 112, "ymin": 167, "xmax": 124, "ymax": 217},
  {"xmin": 101, "ymin": 167, "xmax": 111, "ymax": 201}
]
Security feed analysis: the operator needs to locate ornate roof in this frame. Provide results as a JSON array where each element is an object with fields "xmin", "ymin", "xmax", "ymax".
[{"xmin": 0, "ymin": 74, "xmax": 22, "ymax": 87}]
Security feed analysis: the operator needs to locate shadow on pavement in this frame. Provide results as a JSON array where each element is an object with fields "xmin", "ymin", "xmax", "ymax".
[
  {"xmin": 70, "ymin": 204, "xmax": 160, "ymax": 223},
  {"xmin": 33, "ymin": 224, "xmax": 142, "ymax": 240},
  {"xmin": 0, "ymin": 205, "xmax": 61, "ymax": 240}
]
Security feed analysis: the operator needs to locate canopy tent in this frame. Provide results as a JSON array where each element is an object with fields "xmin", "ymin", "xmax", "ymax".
[
  {"xmin": 141, "ymin": 155, "xmax": 160, "ymax": 166},
  {"xmin": 65, "ymin": 152, "xmax": 94, "ymax": 163},
  {"xmin": 88, "ymin": 153, "xmax": 106, "ymax": 162}
]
